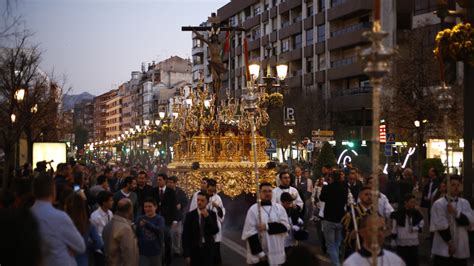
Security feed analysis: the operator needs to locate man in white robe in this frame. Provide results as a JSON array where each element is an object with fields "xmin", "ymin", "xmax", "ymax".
[
  {"xmin": 430, "ymin": 176, "xmax": 474, "ymax": 266},
  {"xmin": 242, "ymin": 182, "xmax": 290, "ymax": 266},
  {"xmin": 343, "ymin": 215, "xmax": 405, "ymax": 266},
  {"xmin": 273, "ymin": 171, "xmax": 303, "ymax": 212},
  {"xmin": 366, "ymin": 177, "xmax": 394, "ymax": 219}
]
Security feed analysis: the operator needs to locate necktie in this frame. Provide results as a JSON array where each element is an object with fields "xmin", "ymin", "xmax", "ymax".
[
  {"xmin": 159, "ymin": 189, "xmax": 163, "ymax": 200},
  {"xmin": 297, "ymin": 177, "xmax": 301, "ymax": 186},
  {"xmin": 199, "ymin": 214, "xmax": 205, "ymax": 246}
]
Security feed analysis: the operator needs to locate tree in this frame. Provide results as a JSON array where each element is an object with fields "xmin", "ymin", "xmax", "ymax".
[
  {"xmin": 0, "ymin": 35, "xmax": 62, "ymax": 187},
  {"xmin": 384, "ymin": 26, "xmax": 463, "ymax": 142},
  {"xmin": 313, "ymin": 141, "xmax": 336, "ymax": 178}
]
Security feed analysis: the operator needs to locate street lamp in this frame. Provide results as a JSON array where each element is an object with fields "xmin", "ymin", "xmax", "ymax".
[
  {"xmin": 11, "ymin": 114, "xmax": 16, "ymax": 123},
  {"xmin": 31, "ymin": 104, "xmax": 38, "ymax": 114},
  {"xmin": 14, "ymin": 89, "xmax": 25, "ymax": 102},
  {"xmin": 144, "ymin": 119, "xmax": 150, "ymax": 126},
  {"xmin": 159, "ymin": 111, "xmax": 165, "ymax": 119}
]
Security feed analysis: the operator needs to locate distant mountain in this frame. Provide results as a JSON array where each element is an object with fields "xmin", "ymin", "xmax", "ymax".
[{"xmin": 62, "ymin": 92, "xmax": 95, "ymax": 111}]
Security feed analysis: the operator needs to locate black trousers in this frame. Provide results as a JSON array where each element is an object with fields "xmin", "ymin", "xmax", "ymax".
[
  {"xmin": 163, "ymin": 226, "xmax": 172, "ymax": 266},
  {"xmin": 214, "ymin": 242, "xmax": 222, "ymax": 265},
  {"xmin": 433, "ymin": 255, "xmax": 467, "ymax": 266},
  {"xmin": 190, "ymin": 243, "xmax": 214, "ymax": 266},
  {"xmin": 316, "ymin": 219, "xmax": 327, "ymax": 254},
  {"xmin": 396, "ymin": 245, "xmax": 418, "ymax": 266}
]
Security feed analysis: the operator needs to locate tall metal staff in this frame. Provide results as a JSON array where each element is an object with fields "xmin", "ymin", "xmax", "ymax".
[
  {"xmin": 359, "ymin": 0, "xmax": 393, "ymax": 264},
  {"xmin": 347, "ymin": 189, "xmax": 361, "ymax": 251}
]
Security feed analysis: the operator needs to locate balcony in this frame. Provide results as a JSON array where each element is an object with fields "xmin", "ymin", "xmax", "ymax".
[
  {"xmin": 327, "ymin": 60, "xmax": 365, "ymax": 80},
  {"xmin": 315, "ymin": 41, "xmax": 325, "ymax": 54},
  {"xmin": 285, "ymin": 76, "xmax": 302, "ymax": 89},
  {"xmin": 304, "ymin": 73, "xmax": 313, "ymax": 85},
  {"xmin": 192, "ymin": 46, "xmax": 204, "ymax": 56},
  {"xmin": 192, "ymin": 64, "xmax": 204, "ymax": 72},
  {"xmin": 279, "ymin": 21, "xmax": 302, "ymax": 40},
  {"xmin": 243, "ymin": 15, "xmax": 261, "ymax": 30},
  {"xmin": 327, "ymin": 0, "xmax": 372, "ymax": 21},
  {"xmin": 330, "ymin": 90, "xmax": 372, "ymax": 111},
  {"xmin": 333, "ymin": 86, "xmax": 372, "ymax": 97},
  {"xmin": 304, "ymin": 16, "xmax": 313, "ymax": 30},
  {"xmin": 279, "ymin": 0, "xmax": 302, "ymax": 14},
  {"xmin": 328, "ymin": 22, "xmax": 371, "ymax": 50},
  {"xmin": 280, "ymin": 48, "xmax": 302, "ymax": 61},
  {"xmin": 315, "ymin": 70, "xmax": 325, "ymax": 83},
  {"xmin": 315, "ymin": 12, "xmax": 326, "ymax": 26}
]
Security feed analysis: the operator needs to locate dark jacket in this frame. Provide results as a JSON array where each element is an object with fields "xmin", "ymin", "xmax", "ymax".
[
  {"xmin": 346, "ymin": 180, "xmax": 363, "ymax": 200},
  {"xmin": 182, "ymin": 209, "xmax": 219, "ymax": 258},
  {"xmin": 421, "ymin": 179, "xmax": 439, "ymax": 208},
  {"xmin": 294, "ymin": 176, "xmax": 310, "ymax": 200},
  {"xmin": 55, "ymin": 174, "xmax": 70, "ymax": 203},
  {"xmin": 175, "ymin": 187, "xmax": 189, "ymax": 222},
  {"xmin": 320, "ymin": 181, "xmax": 348, "ymax": 223},
  {"xmin": 152, "ymin": 186, "xmax": 178, "ymax": 226},
  {"xmin": 136, "ymin": 185, "xmax": 154, "ymax": 214}
]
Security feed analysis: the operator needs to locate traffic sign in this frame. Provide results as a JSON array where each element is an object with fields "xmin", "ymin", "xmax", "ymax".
[
  {"xmin": 307, "ymin": 142, "xmax": 314, "ymax": 152},
  {"xmin": 387, "ymin": 133, "xmax": 396, "ymax": 144},
  {"xmin": 266, "ymin": 138, "xmax": 277, "ymax": 153},
  {"xmin": 384, "ymin": 144, "xmax": 393, "ymax": 157},
  {"xmin": 312, "ymin": 129, "xmax": 334, "ymax": 136}
]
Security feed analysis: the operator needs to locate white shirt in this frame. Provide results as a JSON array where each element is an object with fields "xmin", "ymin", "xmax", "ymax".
[
  {"xmin": 357, "ymin": 192, "xmax": 393, "ymax": 218},
  {"xmin": 188, "ymin": 191, "xmax": 200, "ymax": 213},
  {"xmin": 272, "ymin": 186, "xmax": 304, "ymax": 210},
  {"xmin": 430, "ymin": 196, "xmax": 474, "ymax": 259},
  {"xmin": 343, "ymin": 249, "xmax": 405, "ymax": 266},
  {"xmin": 242, "ymin": 202, "xmax": 290, "ymax": 265},
  {"xmin": 90, "ymin": 207, "xmax": 113, "ymax": 237}
]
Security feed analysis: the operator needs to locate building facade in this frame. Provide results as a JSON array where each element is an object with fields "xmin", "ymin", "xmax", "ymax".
[
  {"xmin": 105, "ymin": 89, "xmax": 122, "ymax": 140},
  {"xmin": 191, "ymin": 0, "xmax": 400, "ymax": 141}
]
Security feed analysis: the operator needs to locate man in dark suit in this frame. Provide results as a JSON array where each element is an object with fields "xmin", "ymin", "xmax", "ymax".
[
  {"xmin": 153, "ymin": 173, "xmax": 178, "ymax": 266},
  {"xmin": 420, "ymin": 167, "xmax": 440, "ymax": 223},
  {"xmin": 293, "ymin": 166, "xmax": 313, "ymax": 220},
  {"xmin": 182, "ymin": 192, "xmax": 219, "ymax": 266}
]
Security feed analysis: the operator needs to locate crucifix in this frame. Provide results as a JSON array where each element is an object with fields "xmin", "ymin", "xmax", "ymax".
[{"xmin": 182, "ymin": 13, "xmax": 245, "ymax": 96}]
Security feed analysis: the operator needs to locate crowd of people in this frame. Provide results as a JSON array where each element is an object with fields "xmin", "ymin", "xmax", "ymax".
[{"xmin": 0, "ymin": 159, "xmax": 473, "ymax": 266}]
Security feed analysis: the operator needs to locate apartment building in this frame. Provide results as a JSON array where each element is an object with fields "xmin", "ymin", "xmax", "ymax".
[
  {"xmin": 192, "ymin": 0, "xmax": 402, "ymax": 140},
  {"xmin": 105, "ymin": 89, "xmax": 122, "ymax": 140},
  {"xmin": 93, "ymin": 90, "xmax": 116, "ymax": 141},
  {"xmin": 73, "ymin": 100, "xmax": 95, "ymax": 143}
]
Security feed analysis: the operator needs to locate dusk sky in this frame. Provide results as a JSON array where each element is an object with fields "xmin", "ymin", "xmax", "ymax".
[{"xmin": 16, "ymin": 0, "xmax": 229, "ymax": 96}]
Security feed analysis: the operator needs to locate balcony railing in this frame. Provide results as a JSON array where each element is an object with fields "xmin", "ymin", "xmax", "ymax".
[
  {"xmin": 331, "ymin": 0, "xmax": 347, "ymax": 7},
  {"xmin": 333, "ymin": 86, "xmax": 372, "ymax": 96},
  {"xmin": 330, "ymin": 22, "xmax": 372, "ymax": 38},
  {"xmin": 330, "ymin": 56, "xmax": 357, "ymax": 68}
]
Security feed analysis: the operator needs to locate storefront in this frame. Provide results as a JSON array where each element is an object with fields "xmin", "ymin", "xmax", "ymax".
[{"xmin": 427, "ymin": 139, "xmax": 464, "ymax": 174}]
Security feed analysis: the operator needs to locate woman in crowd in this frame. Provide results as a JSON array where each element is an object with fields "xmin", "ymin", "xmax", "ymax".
[{"xmin": 65, "ymin": 193, "xmax": 103, "ymax": 266}]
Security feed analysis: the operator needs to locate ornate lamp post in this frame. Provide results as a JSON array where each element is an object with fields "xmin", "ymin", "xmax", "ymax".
[
  {"xmin": 244, "ymin": 61, "xmax": 287, "ymax": 230},
  {"xmin": 358, "ymin": 0, "xmax": 394, "ymax": 264}
]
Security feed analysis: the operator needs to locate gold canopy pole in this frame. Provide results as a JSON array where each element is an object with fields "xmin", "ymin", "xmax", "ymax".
[{"xmin": 358, "ymin": 0, "xmax": 393, "ymax": 264}]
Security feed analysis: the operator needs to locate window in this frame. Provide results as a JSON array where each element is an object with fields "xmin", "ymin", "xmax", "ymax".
[
  {"xmin": 307, "ymin": 2, "xmax": 314, "ymax": 16},
  {"xmin": 318, "ymin": 0, "xmax": 325, "ymax": 12},
  {"xmin": 281, "ymin": 39, "xmax": 289, "ymax": 52},
  {"xmin": 251, "ymin": 26, "xmax": 261, "ymax": 40},
  {"xmin": 193, "ymin": 38, "xmax": 202, "ymax": 48},
  {"xmin": 254, "ymin": 5, "xmax": 262, "ymax": 15},
  {"xmin": 244, "ymin": 7, "xmax": 252, "ymax": 19},
  {"xmin": 272, "ymin": 19, "xmax": 278, "ymax": 30},
  {"xmin": 293, "ymin": 34, "xmax": 302, "ymax": 49},
  {"xmin": 306, "ymin": 29, "xmax": 313, "ymax": 45},
  {"xmin": 317, "ymin": 24, "xmax": 325, "ymax": 42},
  {"xmin": 331, "ymin": 0, "xmax": 346, "ymax": 7},
  {"xmin": 318, "ymin": 53, "xmax": 326, "ymax": 70},
  {"xmin": 272, "ymin": 0, "xmax": 278, "ymax": 7},
  {"xmin": 306, "ymin": 57, "xmax": 313, "ymax": 73}
]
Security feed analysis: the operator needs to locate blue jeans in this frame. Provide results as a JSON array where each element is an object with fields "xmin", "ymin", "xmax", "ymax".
[{"xmin": 322, "ymin": 220, "xmax": 343, "ymax": 266}]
